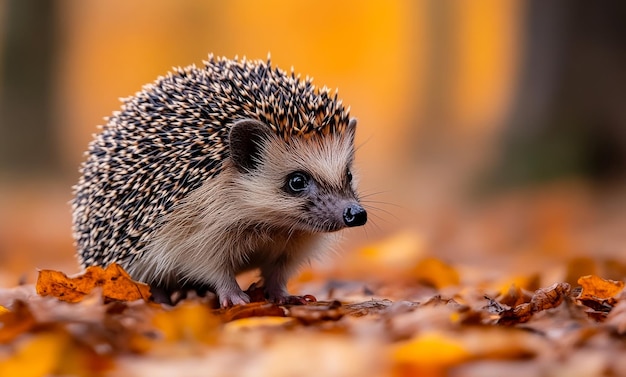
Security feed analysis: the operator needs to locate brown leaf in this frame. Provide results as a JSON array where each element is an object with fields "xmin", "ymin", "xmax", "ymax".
[
  {"xmin": 497, "ymin": 283, "xmax": 533, "ymax": 308},
  {"xmin": 606, "ymin": 300, "xmax": 626, "ymax": 334},
  {"xmin": 36, "ymin": 264, "xmax": 151, "ymax": 303},
  {"xmin": 345, "ymin": 299, "xmax": 396, "ymax": 317},
  {"xmin": 498, "ymin": 282, "xmax": 571, "ymax": 325},
  {"xmin": 219, "ymin": 302, "xmax": 287, "ymax": 322},
  {"xmin": 529, "ymin": 282, "xmax": 571, "ymax": 312},
  {"xmin": 288, "ymin": 301, "xmax": 344, "ymax": 324}
]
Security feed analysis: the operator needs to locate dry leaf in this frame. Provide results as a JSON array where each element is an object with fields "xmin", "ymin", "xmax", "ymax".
[
  {"xmin": 0, "ymin": 301, "xmax": 36, "ymax": 343},
  {"xmin": 345, "ymin": 299, "xmax": 397, "ymax": 317},
  {"xmin": 219, "ymin": 302, "xmax": 287, "ymax": 322},
  {"xmin": 606, "ymin": 300, "xmax": 626, "ymax": 334},
  {"xmin": 497, "ymin": 284, "xmax": 531, "ymax": 308},
  {"xmin": 576, "ymin": 275, "xmax": 623, "ymax": 319},
  {"xmin": 498, "ymin": 282, "xmax": 571, "ymax": 325},
  {"xmin": 152, "ymin": 302, "xmax": 220, "ymax": 343},
  {"xmin": 577, "ymin": 275, "xmax": 624, "ymax": 300},
  {"xmin": 223, "ymin": 316, "xmax": 295, "ymax": 333},
  {"xmin": 36, "ymin": 264, "xmax": 151, "ymax": 303},
  {"xmin": 0, "ymin": 331, "xmax": 69, "ymax": 377},
  {"xmin": 288, "ymin": 301, "xmax": 344, "ymax": 324},
  {"xmin": 412, "ymin": 257, "xmax": 460, "ymax": 289},
  {"xmin": 392, "ymin": 332, "xmax": 469, "ymax": 377}
]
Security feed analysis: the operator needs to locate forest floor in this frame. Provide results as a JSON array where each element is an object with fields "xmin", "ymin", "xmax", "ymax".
[{"xmin": 1, "ymin": 181, "xmax": 625, "ymax": 377}]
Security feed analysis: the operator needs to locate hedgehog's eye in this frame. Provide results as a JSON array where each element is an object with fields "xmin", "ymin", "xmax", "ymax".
[
  {"xmin": 286, "ymin": 171, "xmax": 309, "ymax": 194},
  {"xmin": 347, "ymin": 169, "xmax": 353, "ymax": 183}
]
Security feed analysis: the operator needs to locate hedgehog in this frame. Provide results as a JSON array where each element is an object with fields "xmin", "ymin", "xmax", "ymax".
[{"xmin": 72, "ymin": 55, "xmax": 367, "ymax": 307}]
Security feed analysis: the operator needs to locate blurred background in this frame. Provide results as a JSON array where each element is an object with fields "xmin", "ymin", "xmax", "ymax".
[{"xmin": 1, "ymin": 0, "xmax": 625, "ymax": 288}]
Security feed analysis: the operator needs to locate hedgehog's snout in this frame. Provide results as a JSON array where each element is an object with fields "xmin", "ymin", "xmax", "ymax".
[{"xmin": 343, "ymin": 203, "xmax": 367, "ymax": 227}]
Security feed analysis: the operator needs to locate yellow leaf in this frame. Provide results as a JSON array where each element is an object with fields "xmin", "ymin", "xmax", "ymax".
[
  {"xmin": 412, "ymin": 257, "xmax": 460, "ymax": 289},
  {"xmin": 224, "ymin": 316, "xmax": 294, "ymax": 333},
  {"xmin": 393, "ymin": 332, "xmax": 469, "ymax": 377},
  {"xmin": 36, "ymin": 264, "xmax": 151, "ymax": 303},
  {"xmin": 0, "ymin": 301, "xmax": 36, "ymax": 343},
  {"xmin": 152, "ymin": 302, "xmax": 219, "ymax": 343},
  {"xmin": 0, "ymin": 331, "xmax": 69, "ymax": 377},
  {"xmin": 578, "ymin": 275, "xmax": 624, "ymax": 299}
]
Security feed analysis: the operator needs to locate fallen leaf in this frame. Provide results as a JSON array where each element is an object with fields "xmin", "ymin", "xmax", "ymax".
[
  {"xmin": 152, "ymin": 302, "xmax": 220, "ymax": 343},
  {"xmin": 412, "ymin": 257, "xmax": 460, "ymax": 289},
  {"xmin": 577, "ymin": 275, "xmax": 624, "ymax": 300},
  {"xmin": 495, "ymin": 275, "xmax": 538, "ymax": 307},
  {"xmin": 575, "ymin": 275, "xmax": 623, "ymax": 319},
  {"xmin": 529, "ymin": 282, "xmax": 571, "ymax": 312},
  {"xmin": 496, "ymin": 284, "xmax": 528, "ymax": 308},
  {"xmin": 345, "ymin": 299, "xmax": 396, "ymax": 317},
  {"xmin": 288, "ymin": 301, "xmax": 344, "ymax": 324},
  {"xmin": 0, "ymin": 301, "xmax": 36, "ymax": 343},
  {"xmin": 498, "ymin": 282, "xmax": 571, "ymax": 325},
  {"xmin": 223, "ymin": 316, "xmax": 295, "ymax": 333},
  {"xmin": 392, "ymin": 332, "xmax": 469, "ymax": 377},
  {"xmin": 36, "ymin": 264, "xmax": 151, "ymax": 303},
  {"xmin": 0, "ymin": 331, "xmax": 69, "ymax": 377},
  {"xmin": 220, "ymin": 302, "xmax": 287, "ymax": 322},
  {"xmin": 606, "ymin": 300, "xmax": 626, "ymax": 334}
]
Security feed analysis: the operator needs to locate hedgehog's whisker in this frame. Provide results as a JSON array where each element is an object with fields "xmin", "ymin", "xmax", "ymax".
[{"xmin": 361, "ymin": 202, "xmax": 399, "ymax": 221}]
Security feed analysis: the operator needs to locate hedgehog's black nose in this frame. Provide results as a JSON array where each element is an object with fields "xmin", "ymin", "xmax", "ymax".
[{"xmin": 343, "ymin": 204, "xmax": 367, "ymax": 227}]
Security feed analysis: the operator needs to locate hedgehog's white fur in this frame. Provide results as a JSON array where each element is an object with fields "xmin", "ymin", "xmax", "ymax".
[{"xmin": 128, "ymin": 130, "xmax": 356, "ymax": 305}]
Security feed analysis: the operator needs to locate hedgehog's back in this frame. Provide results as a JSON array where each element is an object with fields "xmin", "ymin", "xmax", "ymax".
[{"xmin": 73, "ymin": 67, "xmax": 228, "ymax": 267}]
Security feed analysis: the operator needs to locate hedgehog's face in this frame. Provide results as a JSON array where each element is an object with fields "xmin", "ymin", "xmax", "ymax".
[{"xmin": 228, "ymin": 118, "xmax": 366, "ymax": 233}]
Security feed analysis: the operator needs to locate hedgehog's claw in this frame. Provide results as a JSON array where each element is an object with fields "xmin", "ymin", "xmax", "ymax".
[{"xmin": 218, "ymin": 290, "xmax": 250, "ymax": 308}]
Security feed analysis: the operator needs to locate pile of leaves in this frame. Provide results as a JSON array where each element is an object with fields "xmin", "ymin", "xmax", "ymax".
[{"xmin": 1, "ymin": 256, "xmax": 626, "ymax": 377}]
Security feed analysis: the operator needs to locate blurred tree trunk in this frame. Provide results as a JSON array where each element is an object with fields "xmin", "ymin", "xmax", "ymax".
[
  {"xmin": 0, "ymin": 0, "xmax": 59, "ymax": 178},
  {"xmin": 493, "ymin": 0, "xmax": 626, "ymax": 186}
]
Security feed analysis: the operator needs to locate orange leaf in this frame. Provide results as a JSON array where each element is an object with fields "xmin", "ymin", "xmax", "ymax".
[
  {"xmin": 223, "ymin": 316, "xmax": 294, "ymax": 333},
  {"xmin": 392, "ymin": 332, "xmax": 469, "ymax": 377},
  {"xmin": 0, "ymin": 301, "xmax": 36, "ymax": 344},
  {"xmin": 152, "ymin": 302, "xmax": 220, "ymax": 343},
  {"xmin": 578, "ymin": 275, "xmax": 624, "ymax": 300},
  {"xmin": 0, "ymin": 331, "xmax": 69, "ymax": 377},
  {"xmin": 36, "ymin": 264, "xmax": 151, "ymax": 303},
  {"xmin": 412, "ymin": 257, "xmax": 460, "ymax": 289}
]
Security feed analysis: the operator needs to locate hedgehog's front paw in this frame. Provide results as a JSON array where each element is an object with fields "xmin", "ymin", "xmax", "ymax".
[{"xmin": 217, "ymin": 289, "xmax": 250, "ymax": 308}]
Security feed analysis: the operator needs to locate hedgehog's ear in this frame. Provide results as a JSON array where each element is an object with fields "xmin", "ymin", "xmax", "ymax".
[{"xmin": 229, "ymin": 118, "xmax": 273, "ymax": 173}]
